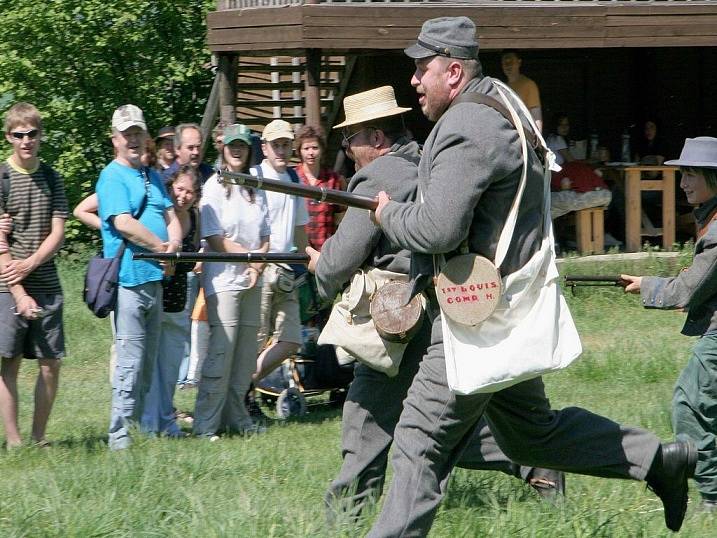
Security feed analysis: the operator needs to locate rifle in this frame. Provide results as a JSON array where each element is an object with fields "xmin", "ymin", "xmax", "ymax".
[
  {"xmin": 219, "ymin": 170, "xmax": 378, "ymax": 211},
  {"xmin": 563, "ymin": 275, "xmax": 626, "ymax": 295},
  {"xmin": 133, "ymin": 252, "xmax": 310, "ymax": 264}
]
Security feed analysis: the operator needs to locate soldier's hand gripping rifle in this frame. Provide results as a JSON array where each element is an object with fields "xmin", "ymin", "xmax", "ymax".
[
  {"xmin": 219, "ymin": 170, "xmax": 379, "ymax": 211},
  {"xmin": 562, "ymin": 275, "xmax": 627, "ymax": 295}
]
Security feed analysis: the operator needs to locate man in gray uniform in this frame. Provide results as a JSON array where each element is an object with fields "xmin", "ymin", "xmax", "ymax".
[
  {"xmin": 370, "ymin": 17, "xmax": 696, "ymax": 535},
  {"xmin": 307, "ymin": 86, "xmax": 563, "ymax": 524}
]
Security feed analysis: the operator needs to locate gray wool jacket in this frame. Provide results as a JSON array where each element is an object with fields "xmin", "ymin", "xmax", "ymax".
[
  {"xmin": 379, "ymin": 76, "xmax": 546, "ymax": 278},
  {"xmin": 641, "ymin": 195, "xmax": 717, "ymax": 336},
  {"xmin": 315, "ymin": 138, "xmax": 421, "ymax": 301}
]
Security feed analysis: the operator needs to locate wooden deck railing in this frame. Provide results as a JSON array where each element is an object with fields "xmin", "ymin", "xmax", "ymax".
[{"xmin": 216, "ymin": 0, "xmax": 704, "ymax": 8}]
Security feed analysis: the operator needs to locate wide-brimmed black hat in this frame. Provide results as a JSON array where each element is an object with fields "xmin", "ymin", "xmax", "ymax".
[
  {"xmin": 404, "ymin": 16, "xmax": 479, "ymax": 60},
  {"xmin": 665, "ymin": 137, "xmax": 717, "ymax": 169}
]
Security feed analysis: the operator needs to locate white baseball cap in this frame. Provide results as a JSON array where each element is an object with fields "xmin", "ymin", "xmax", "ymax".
[{"xmin": 111, "ymin": 104, "xmax": 147, "ymax": 132}]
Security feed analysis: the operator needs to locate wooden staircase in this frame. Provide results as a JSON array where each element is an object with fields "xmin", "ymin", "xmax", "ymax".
[{"xmin": 233, "ymin": 55, "xmax": 356, "ymax": 134}]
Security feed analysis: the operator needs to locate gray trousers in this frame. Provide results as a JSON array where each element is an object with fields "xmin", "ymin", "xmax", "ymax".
[
  {"xmin": 193, "ymin": 287, "xmax": 261, "ymax": 436},
  {"xmin": 325, "ymin": 317, "xmax": 547, "ymax": 523},
  {"xmin": 367, "ymin": 315, "xmax": 661, "ymax": 538}
]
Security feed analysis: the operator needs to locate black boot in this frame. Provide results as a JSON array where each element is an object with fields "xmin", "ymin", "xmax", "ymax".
[
  {"xmin": 646, "ymin": 441, "xmax": 697, "ymax": 532},
  {"xmin": 526, "ymin": 468, "xmax": 566, "ymax": 500}
]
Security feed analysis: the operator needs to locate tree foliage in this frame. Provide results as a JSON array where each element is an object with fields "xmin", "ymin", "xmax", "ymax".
[{"xmin": 0, "ymin": 0, "xmax": 216, "ymax": 246}]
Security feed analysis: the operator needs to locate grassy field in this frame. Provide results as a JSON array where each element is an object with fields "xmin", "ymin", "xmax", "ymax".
[{"xmin": 0, "ymin": 252, "xmax": 715, "ymax": 537}]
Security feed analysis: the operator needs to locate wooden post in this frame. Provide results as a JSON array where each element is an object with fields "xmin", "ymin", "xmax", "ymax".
[
  {"xmin": 624, "ymin": 168, "xmax": 642, "ymax": 252},
  {"xmin": 662, "ymin": 168, "xmax": 676, "ymax": 250},
  {"xmin": 304, "ymin": 49, "xmax": 321, "ymax": 129},
  {"xmin": 217, "ymin": 53, "xmax": 238, "ymax": 119}
]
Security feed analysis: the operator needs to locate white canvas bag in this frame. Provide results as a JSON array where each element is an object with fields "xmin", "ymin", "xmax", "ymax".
[
  {"xmin": 441, "ymin": 80, "xmax": 582, "ymax": 395},
  {"xmin": 318, "ymin": 267, "xmax": 411, "ymax": 377}
]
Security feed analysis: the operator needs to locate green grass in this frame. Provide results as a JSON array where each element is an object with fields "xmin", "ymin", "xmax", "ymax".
[{"xmin": 0, "ymin": 252, "xmax": 716, "ymax": 537}]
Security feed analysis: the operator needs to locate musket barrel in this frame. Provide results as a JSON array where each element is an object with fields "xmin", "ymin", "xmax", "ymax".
[
  {"xmin": 220, "ymin": 170, "xmax": 378, "ymax": 211},
  {"xmin": 133, "ymin": 252, "xmax": 310, "ymax": 264},
  {"xmin": 563, "ymin": 275, "xmax": 621, "ymax": 283}
]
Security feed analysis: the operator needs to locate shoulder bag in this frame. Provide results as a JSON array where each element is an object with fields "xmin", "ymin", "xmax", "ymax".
[
  {"xmin": 439, "ymin": 80, "xmax": 582, "ymax": 395},
  {"xmin": 83, "ymin": 168, "xmax": 150, "ymax": 318}
]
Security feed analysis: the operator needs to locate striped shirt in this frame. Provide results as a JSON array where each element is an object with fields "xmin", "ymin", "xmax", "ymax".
[{"xmin": 0, "ymin": 159, "xmax": 68, "ymax": 294}]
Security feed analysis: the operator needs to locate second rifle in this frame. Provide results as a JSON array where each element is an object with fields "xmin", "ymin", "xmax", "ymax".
[{"xmin": 563, "ymin": 275, "xmax": 627, "ymax": 295}]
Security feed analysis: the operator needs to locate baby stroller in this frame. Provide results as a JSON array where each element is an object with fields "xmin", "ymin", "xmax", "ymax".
[{"xmin": 255, "ymin": 270, "xmax": 354, "ymax": 419}]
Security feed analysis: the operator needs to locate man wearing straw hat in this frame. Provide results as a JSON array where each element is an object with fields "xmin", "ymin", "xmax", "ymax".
[
  {"xmin": 308, "ymin": 85, "xmax": 563, "ymax": 523},
  {"xmin": 622, "ymin": 137, "xmax": 717, "ymax": 512},
  {"xmin": 369, "ymin": 16, "xmax": 696, "ymax": 535}
]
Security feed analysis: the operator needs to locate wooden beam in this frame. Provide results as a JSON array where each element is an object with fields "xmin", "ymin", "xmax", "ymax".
[
  {"xmin": 200, "ymin": 74, "xmax": 221, "ymax": 158},
  {"xmin": 206, "ymin": 7, "xmax": 302, "ymax": 29},
  {"xmin": 208, "ymin": 26, "xmax": 302, "ymax": 46},
  {"xmin": 206, "ymin": 3, "xmax": 717, "ymax": 53}
]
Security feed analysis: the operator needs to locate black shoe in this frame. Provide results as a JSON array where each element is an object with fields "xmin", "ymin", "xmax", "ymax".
[
  {"xmin": 527, "ymin": 469, "xmax": 566, "ymax": 500},
  {"xmin": 646, "ymin": 441, "xmax": 697, "ymax": 532},
  {"xmin": 245, "ymin": 390, "xmax": 267, "ymax": 421}
]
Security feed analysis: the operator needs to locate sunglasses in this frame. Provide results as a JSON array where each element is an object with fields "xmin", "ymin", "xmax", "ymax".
[
  {"xmin": 341, "ymin": 128, "xmax": 369, "ymax": 147},
  {"xmin": 10, "ymin": 129, "xmax": 39, "ymax": 140}
]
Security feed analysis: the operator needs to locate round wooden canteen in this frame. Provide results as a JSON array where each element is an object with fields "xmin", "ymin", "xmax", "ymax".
[
  {"xmin": 435, "ymin": 254, "xmax": 503, "ymax": 326},
  {"xmin": 370, "ymin": 281, "xmax": 425, "ymax": 343}
]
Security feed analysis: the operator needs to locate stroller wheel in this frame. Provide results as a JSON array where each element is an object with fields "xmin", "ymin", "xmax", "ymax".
[
  {"xmin": 259, "ymin": 393, "xmax": 277, "ymax": 407},
  {"xmin": 276, "ymin": 387, "xmax": 307, "ymax": 419},
  {"xmin": 328, "ymin": 389, "xmax": 347, "ymax": 409}
]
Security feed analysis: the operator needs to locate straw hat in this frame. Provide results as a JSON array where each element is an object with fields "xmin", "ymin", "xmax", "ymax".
[
  {"xmin": 665, "ymin": 137, "xmax": 717, "ymax": 170},
  {"xmin": 333, "ymin": 86, "xmax": 412, "ymax": 129}
]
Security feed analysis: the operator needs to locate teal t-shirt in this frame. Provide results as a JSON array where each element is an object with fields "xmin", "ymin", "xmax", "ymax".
[{"xmin": 97, "ymin": 160, "xmax": 173, "ymax": 287}]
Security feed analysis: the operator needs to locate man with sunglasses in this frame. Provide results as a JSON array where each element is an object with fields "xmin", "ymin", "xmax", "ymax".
[{"xmin": 0, "ymin": 102, "xmax": 68, "ymax": 448}]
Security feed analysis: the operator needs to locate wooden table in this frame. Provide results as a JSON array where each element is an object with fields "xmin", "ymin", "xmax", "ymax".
[{"xmin": 603, "ymin": 165, "xmax": 677, "ymax": 252}]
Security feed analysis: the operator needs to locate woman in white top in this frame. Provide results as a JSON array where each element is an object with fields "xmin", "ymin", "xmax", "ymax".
[
  {"xmin": 546, "ymin": 114, "xmax": 573, "ymax": 167},
  {"xmin": 193, "ymin": 124, "xmax": 271, "ymax": 438}
]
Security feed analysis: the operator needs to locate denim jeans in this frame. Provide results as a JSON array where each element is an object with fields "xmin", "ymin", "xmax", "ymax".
[
  {"xmin": 177, "ymin": 271, "xmax": 200, "ymax": 384},
  {"xmin": 108, "ymin": 282, "xmax": 163, "ymax": 450},
  {"xmin": 141, "ymin": 310, "xmax": 189, "ymax": 436}
]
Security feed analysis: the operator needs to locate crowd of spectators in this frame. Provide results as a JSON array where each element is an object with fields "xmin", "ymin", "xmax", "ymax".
[{"xmin": 0, "ymin": 100, "xmax": 344, "ymax": 449}]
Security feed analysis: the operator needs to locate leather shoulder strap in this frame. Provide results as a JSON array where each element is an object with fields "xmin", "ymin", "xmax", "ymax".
[
  {"xmin": 0, "ymin": 163, "xmax": 9, "ymax": 208},
  {"xmin": 450, "ymin": 92, "xmax": 539, "ymax": 152},
  {"xmin": 697, "ymin": 208, "xmax": 717, "ymax": 239},
  {"xmin": 451, "ymin": 93, "xmax": 515, "ymax": 129}
]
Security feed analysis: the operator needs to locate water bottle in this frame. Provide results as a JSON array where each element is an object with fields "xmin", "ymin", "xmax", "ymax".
[
  {"xmin": 621, "ymin": 129, "xmax": 631, "ymax": 163},
  {"xmin": 301, "ymin": 325, "xmax": 319, "ymax": 357},
  {"xmin": 589, "ymin": 132, "xmax": 599, "ymax": 160}
]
